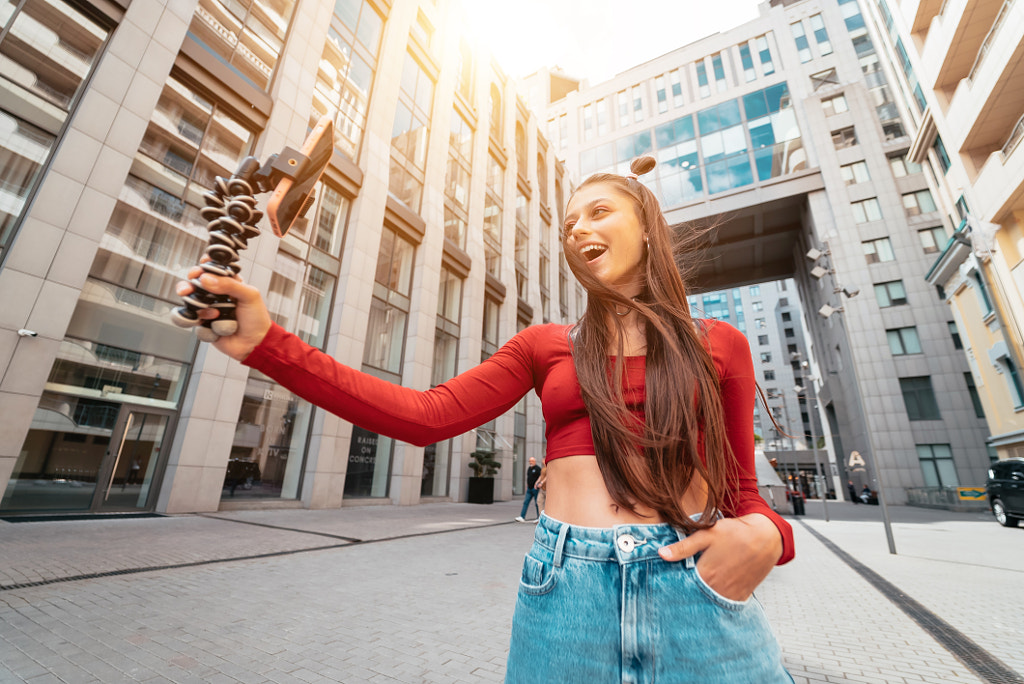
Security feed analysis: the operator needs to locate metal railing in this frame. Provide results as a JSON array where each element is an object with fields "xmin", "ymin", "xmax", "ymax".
[
  {"xmin": 1002, "ymin": 113, "xmax": 1024, "ymax": 159},
  {"xmin": 967, "ymin": 0, "xmax": 1013, "ymax": 84}
]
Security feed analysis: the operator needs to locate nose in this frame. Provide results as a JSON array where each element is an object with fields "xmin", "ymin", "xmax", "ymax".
[{"xmin": 569, "ymin": 219, "xmax": 591, "ymax": 239}]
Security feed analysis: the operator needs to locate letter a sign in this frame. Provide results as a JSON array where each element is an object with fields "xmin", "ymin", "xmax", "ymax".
[{"xmin": 848, "ymin": 450, "xmax": 866, "ymax": 473}]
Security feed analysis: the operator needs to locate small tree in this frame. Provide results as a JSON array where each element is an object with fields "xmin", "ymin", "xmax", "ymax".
[{"xmin": 468, "ymin": 450, "xmax": 502, "ymax": 478}]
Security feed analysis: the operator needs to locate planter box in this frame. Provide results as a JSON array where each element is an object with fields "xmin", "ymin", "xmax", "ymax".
[{"xmin": 467, "ymin": 477, "xmax": 494, "ymax": 504}]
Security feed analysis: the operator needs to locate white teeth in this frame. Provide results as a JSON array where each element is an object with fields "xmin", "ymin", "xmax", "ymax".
[{"xmin": 582, "ymin": 245, "xmax": 607, "ymax": 261}]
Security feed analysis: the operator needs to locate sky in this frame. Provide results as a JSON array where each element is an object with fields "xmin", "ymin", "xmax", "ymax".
[{"xmin": 460, "ymin": 0, "xmax": 765, "ymax": 85}]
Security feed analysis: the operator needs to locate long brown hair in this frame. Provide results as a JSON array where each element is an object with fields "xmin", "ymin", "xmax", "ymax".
[{"xmin": 563, "ymin": 155, "xmax": 732, "ymax": 532}]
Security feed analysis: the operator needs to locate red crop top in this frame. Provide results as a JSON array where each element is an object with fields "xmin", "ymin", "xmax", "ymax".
[{"xmin": 243, "ymin": 319, "xmax": 794, "ymax": 564}]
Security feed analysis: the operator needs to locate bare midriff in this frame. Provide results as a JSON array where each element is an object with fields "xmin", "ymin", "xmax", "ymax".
[{"xmin": 544, "ymin": 454, "xmax": 709, "ymax": 527}]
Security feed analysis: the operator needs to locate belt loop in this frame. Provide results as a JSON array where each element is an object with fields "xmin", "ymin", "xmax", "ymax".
[
  {"xmin": 552, "ymin": 522, "xmax": 570, "ymax": 568},
  {"xmin": 685, "ymin": 554, "xmax": 696, "ymax": 569}
]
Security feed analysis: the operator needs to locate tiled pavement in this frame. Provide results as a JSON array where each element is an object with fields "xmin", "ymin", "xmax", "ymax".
[{"xmin": 1, "ymin": 500, "xmax": 1021, "ymax": 683}]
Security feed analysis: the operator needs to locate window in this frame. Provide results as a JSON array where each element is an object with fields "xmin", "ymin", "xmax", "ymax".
[
  {"xmin": 699, "ymin": 99, "xmax": 753, "ymax": 194},
  {"xmin": 696, "ymin": 61, "xmax": 710, "ymax": 98},
  {"xmin": 670, "ymin": 70, "xmax": 684, "ymax": 107},
  {"xmin": 744, "ymin": 82, "xmax": 805, "ymax": 182},
  {"xmin": 756, "ymin": 35, "xmax": 775, "ymax": 75},
  {"xmin": 764, "ymin": 370, "xmax": 776, "ymax": 381},
  {"xmin": 863, "ymin": 237, "xmax": 895, "ymax": 263},
  {"xmin": 582, "ymin": 103, "xmax": 594, "ymax": 141},
  {"xmin": 822, "ymin": 94, "xmax": 849, "ymax": 116},
  {"xmin": 964, "ymin": 373, "xmax": 985, "ymax": 418},
  {"xmin": 874, "ymin": 280, "xmax": 908, "ymax": 307},
  {"xmin": 852, "ymin": 198, "xmax": 882, "ymax": 223},
  {"xmin": 482, "ymin": 297, "xmax": 500, "ymax": 360},
  {"xmin": 887, "ymin": 327, "xmax": 922, "ymax": 355},
  {"xmin": 811, "ymin": 68, "xmax": 839, "ymax": 91},
  {"xmin": 917, "ymin": 444, "xmax": 959, "ymax": 487},
  {"xmin": 903, "ymin": 190, "xmax": 937, "ymax": 216},
  {"xmin": 752, "ymin": 301, "xmax": 764, "ymax": 312},
  {"xmin": 933, "ymin": 135, "xmax": 951, "ymax": 174},
  {"xmin": 889, "ymin": 154, "xmax": 922, "ymax": 177},
  {"xmin": 840, "ymin": 161, "xmax": 870, "ymax": 185},
  {"xmin": 739, "ymin": 44, "xmax": 756, "ymax": 82},
  {"xmin": 749, "ymin": 285, "xmax": 761, "ymax": 296},
  {"xmin": 189, "ymin": 0, "xmax": 296, "ymax": 89},
  {"xmin": 617, "ymin": 90, "xmax": 630, "ymax": 127},
  {"xmin": 760, "ymin": 352, "xmax": 772, "ymax": 363},
  {"xmin": 781, "ymin": 312, "xmax": 791, "ymax": 322},
  {"xmin": 810, "ymin": 14, "xmax": 832, "ymax": 55},
  {"xmin": 832, "ymin": 127, "xmax": 857, "ymax": 149},
  {"xmin": 444, "ymin": 109, "xmax": 474, "ymax": 249},
  {"xmin": 756, "ymin": 317, "xmax": 766, "ymax": 329},
  {"xmin": 948, "ymin": 321, "xmax": 962, "ymax": 350},
  {"xmin": 632, "ymin": 85, "xmax": 644, "ymax": 122},
  {"xmin": 784, "ymin": 328, "xmax": 794, "ymax": 338},
  {"xmin": 918, "ymin": 226, "xmax": 948, "ymax": 254},
  {"xmin": 759, "ymin": 335, "xmax": 770, "ymax": 345},
  {"xmin": 489, "ymin": 83, "xmax": 503, "ymax": 141},
  {"xmin": 791, "ymin": 21, "xmax": 812, "ymax": 63},
  {"xmin": 456, "ymin": 39, "xmax": 474, "ymax": 102},
  {"xmin": 655, "ymin": 76, "xmax": 668, "ymax": 113},
  {"xmin": 997, "ymin": 354, "xmax": 1024, "ymax": 408},
  {"xmin": 390, "ymin": 54, "xmax": 435, "ymax": 211},
  {"xmin": 0, "ymin": 0, "xmax": 111, "ymax": 258},
  {"xmin": 900, "ymin": 376, "xmax": 942, "ymax": 420},
  {"xmin": 483, "ymin": 154, "xmax": 504, "ymax": 277},
  {"xmin": 712, "ymin": 53, "xmax": 728, "ymax": 92},
  {"xmin": 971, "ymin": 270, "xmax": 994, "ymax": 315},
  {"xmin": 365, "ymin": 228, "xmax": 414, "ymax": 374},
  {"xmin": 515, "ymin": 190, "xmax": 529, "ymax": 300}
]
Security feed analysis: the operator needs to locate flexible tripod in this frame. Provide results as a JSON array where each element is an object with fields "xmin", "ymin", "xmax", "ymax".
[{"xmin": 171, "ymin": 118, "xmax": 333, "ymax": 342}]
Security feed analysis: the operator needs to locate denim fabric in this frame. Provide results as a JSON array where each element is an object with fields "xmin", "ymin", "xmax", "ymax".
[{"xmin": 506, "ymin": 513, "xmax": 793, "ymax": 684}]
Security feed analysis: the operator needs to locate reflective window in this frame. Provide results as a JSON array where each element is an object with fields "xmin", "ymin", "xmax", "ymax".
[
  {"xmin": 887, "ymin": 326, "xmax": 922, "ymax": 355},
  {"xmin": 483, "ymin": 153, "xmax": 503, "ymax": 277},
  {"xmin": 832, "ymin": 126, "xmax": 857, "ymax": 149},
  {"xmin": 918, "ymin": 226, "xmax": 948, "ymax": 253},
  {"xmin": 863, "ymin": 237, "xmax": 895, "ymax": 263},
  {"xmin": 390, "ymin": 53, "xmax": 433, "ymax": 211},
  {"xmin": 444, "ymin": 109, "xmax": 473, "ymax": 248},
  {"xmin": 655, "ymin": 76, "xmax": 668, "ymax": 113},
  {"xmin": 699, "ymin": 100, "xmax": 751, "ymax": 194},
  {"xmin": 755, "ymin": 35, "xmax": 774, "ymax": 75},
  {"xmin": 840, "ymin": 161, "xmax": 870, "ymax": 184},
  {"xmin": 852, "ymin": 198, "xmax": 882, "ymax": 223},
  {"xmin": 0, "ymin": 0, "xmax": 110, "ymax": 257},
  {"xmin": 739, "ymin": 44, "xmax": 756, "ymax": 82},
  {"xmin": 791, "ymin": 21, "xmax": 811, "ymax": 63},
  {"xmin": 365, "ymin": 228, "xmax": 414, "ymax": 374},
  {"xmin": 696, "ymin": 61, "xmax": 710, "ymax": 98},
  {"xmin": 310, "ymin": 0, "xmax": 383, "ymax": 159},
  {"xmin": 822, "ymin": 94, "xmax": 848, "ymax": 116},
  {"xmin": 889, "ymin": 154, "xmax": 922, "ymax": 177},
  {"xmin": 917, "ymin": 444, "xmax": 958, "ymax": 486},
  {"xmin": 188, "ymin": 0, "xmax": 295, "ymax": 89},
  {"xmin": 900, "ymin": 376, "xmax": 941, "ymax": 420},
  {"xmin": 744, "ymin": 83, "xmax": 804, "ymax": 182},
  {"xmin": 810, "ymin": 14, "xmax": 832, "ymax": 55},
  {"xmin": 654, "ymin": 115, "xmax": 701, "ymax": 207},
  {"xmin": 903, "ymin": 190, "xmax": 937, "ymax": 215},
  {"xmin": 874, "ymin": 280, "xmax": 907, "ymax": 306}
]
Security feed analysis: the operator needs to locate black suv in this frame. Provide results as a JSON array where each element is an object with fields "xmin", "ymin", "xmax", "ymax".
[{"xmin": 986, "ymin": 458, "xmax": 1024, "ymax": 527}]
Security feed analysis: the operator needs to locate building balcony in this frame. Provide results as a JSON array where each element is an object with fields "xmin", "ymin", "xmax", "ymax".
[
  {"xmin": 971, "ymin": 115, "xmax": 1024, "ymax": 225},
  {"xmin": 944, "ymin": 1, "xmax": 1024, "ymax": 171}
]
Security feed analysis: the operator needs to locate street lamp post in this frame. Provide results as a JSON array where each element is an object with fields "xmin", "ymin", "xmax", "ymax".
[{"xmin": 807, "ymin": 244, "xmax": 896, "ymax": 554}]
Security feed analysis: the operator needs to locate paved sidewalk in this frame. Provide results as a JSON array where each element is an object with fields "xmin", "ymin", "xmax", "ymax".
[{"xmin": 1, "ymin": 500, "xmax": 1021, "ymax": 683}]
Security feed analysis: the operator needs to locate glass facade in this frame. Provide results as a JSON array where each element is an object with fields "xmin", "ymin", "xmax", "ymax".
[
  {"xmin": 188, "ymin": 0, "xmax": 295, "ymax": 89},
  {"xmin": 444, "ymin": 109, "xmax": 473, "ymax": 249},
  {"xmin": 0, "ymin": 0, "xmax": 110, "ymax": 260},
  {"xmin": 310, "ymin": 0, "xmax": 382, "ymax": 159},
  {"xmin": 389, "ymin": 53, "xmax": 433, "ymax": 211}
]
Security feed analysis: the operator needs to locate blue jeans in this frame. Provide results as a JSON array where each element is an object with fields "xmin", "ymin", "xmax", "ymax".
[
  {"xmin": 506, "ymin": 513, "xmax": 793, "ymax": 684},
  {"xmin": 519, "ymin": 488, "xmax": 540, "ymax": 519}
]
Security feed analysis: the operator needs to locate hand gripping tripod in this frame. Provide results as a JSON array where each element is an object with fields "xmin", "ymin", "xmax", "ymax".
[{"xmin": 170, "ymin": 117, "xmax": 334, "ymax": 342}]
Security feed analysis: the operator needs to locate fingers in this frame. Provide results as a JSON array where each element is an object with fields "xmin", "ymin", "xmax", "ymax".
[{"xmin": 658, "ymin": 529, "xmax": 711, "ymax": 562}]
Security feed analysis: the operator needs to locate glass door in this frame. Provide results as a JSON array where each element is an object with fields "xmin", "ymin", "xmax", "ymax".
[{"xmin": 94, "ymin": 408, "xmax": 172, "ymax": 512}]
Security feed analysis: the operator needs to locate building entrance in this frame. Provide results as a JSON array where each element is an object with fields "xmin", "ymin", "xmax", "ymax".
[{"xmin": 0, "ymin": 399, "xmax": 174, "ymax": 514}]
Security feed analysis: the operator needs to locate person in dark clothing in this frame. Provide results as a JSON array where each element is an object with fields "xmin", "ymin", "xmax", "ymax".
[
  {"xmin": 848, "ymin": 480, "xmax": 859, "ymax": 504},
  {"xmin": 516, "ymin": 457, "xmax": 543, "ymax": 522}
]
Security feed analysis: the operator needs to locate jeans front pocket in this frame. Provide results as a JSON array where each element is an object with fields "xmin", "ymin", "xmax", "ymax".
[
  {"xmin": 691, "ymin": 561, "xmax": 753, "ymax": 611},
  {"xmin": 518, "ymin": 551, "xmax": 558, "ymax": 596}
]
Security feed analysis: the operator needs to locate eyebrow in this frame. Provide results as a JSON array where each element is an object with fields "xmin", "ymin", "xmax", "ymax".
[{"xmin": 564, "ymin": 197, "xmax": 612, "ymax": 225}]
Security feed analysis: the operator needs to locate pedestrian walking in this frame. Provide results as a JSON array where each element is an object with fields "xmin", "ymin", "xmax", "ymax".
[
  {"xmin": 848, "ymin": 480, "xmax": 859, "ymax": 504},
  {"xmin": 177, "ymin": 154, "xmax": 795, "ymax": 682},
  {"xmin": 516, "ymin": 457, "xmax": 542, "ymax": 521}
]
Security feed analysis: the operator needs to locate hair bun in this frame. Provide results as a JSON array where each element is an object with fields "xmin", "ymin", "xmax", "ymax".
[{"xmin": 630, "ymin": 154, "xmax": 657, "ymax": 177}]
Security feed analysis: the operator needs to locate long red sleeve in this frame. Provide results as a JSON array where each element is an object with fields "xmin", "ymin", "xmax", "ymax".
[{"xmin": 711, "ymin": 322, "xmax": 795, "ymax": 565}]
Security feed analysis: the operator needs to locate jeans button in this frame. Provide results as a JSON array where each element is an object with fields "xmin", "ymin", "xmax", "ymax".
[{"xmin": 617, "ymin": 534, "xmax": 637, "ymax": 552}]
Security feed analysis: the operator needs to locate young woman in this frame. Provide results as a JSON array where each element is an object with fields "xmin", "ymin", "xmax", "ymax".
[{"xmin": 178, "ymin": 155, "xmax": 794, "ymax": 683}]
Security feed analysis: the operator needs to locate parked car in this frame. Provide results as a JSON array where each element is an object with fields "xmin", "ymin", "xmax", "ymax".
[{"xmin": 986, "ymin": 458, "xmax": 1024, "ymax": 527}]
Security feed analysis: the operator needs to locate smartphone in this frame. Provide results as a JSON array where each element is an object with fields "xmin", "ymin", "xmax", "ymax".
[{"xmin": 267, "ymin": 115, "xmax": 335, "ymax": 237}]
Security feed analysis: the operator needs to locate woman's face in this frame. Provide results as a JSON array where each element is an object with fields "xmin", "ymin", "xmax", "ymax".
[{"xmin": 564, "ymin": 182, "xmax": 646, "ymax": 297}]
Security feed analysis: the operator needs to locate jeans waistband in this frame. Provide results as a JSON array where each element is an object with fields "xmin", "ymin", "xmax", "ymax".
[{"xmin": 534, "ymin": 512, "xmax": 704, "ymax": 567}]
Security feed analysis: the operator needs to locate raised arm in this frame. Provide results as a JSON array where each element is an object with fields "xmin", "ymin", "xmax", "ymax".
[{"xmin": 177, "ymin": 272, "xmax": 537, "ymax": 446}]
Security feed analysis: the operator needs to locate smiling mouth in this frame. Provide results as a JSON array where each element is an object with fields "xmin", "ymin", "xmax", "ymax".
[{"xmin": 582, "ymin": 245, "xmax": 607, "ymax": 262}]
